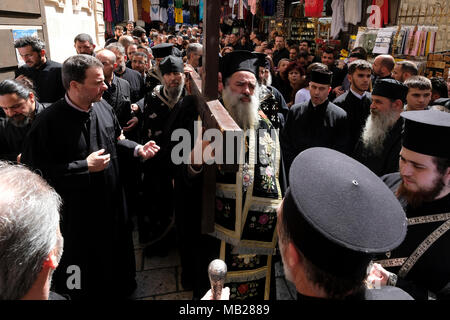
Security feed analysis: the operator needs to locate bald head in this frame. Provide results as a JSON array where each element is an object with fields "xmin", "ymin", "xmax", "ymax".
[
  {"xmin": 95, "ymin": 49, "xmax": 117, "ymax": 82},
  {"xmin": 373, "ymin": 55, "xmax": 395, "ymax": 78},
  {"xmin": 96, "ymin": 49, "xmax": 117, "ymax": 63}
]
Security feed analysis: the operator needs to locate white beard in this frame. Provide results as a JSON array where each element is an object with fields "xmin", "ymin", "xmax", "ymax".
[
  {"xmin": 361, "ymin": 109, "xmax": 399, "ymax": 156},
  {"xmin": 222, "ymin": 84, "xmax": 260, "ymax": 131}
]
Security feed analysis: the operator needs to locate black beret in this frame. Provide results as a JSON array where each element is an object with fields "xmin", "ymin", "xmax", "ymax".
[
  {"xmin": 159, "ymin": 55, "xmax": 184, "ymax": 75},
  {"xmin": 310, "ymin": 69, "xmax": 332, "ymax": 85},
  {"xmin": 220, "ymin": 50, "xmax": 259, "ymax": 82},
  {"xmin": 283, "ymin": 148, "xmax": 407, "ymax": 278},
  {"xmin": 372, "ymin": 79, "xmax": 408, "ymax": 103},
  {"xmin": 401, "ymin": 110, "xmax": 450, "ymax": 159},
  {"xmin": 151, "ymin": 43, "xmax": 174, "ymax": 58}
]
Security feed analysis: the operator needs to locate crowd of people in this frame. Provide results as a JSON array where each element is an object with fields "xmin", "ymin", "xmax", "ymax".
[{"xmin": 0, "ymin": 21, "xmax": 450, "ymax": 301}]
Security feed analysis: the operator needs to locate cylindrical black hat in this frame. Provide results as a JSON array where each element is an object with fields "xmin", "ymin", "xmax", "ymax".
[
  {"xmin": 152, "ymin": 43, "xmax": 174, "ymax": 59},
  {"xmin": 159, "ymin": 55, "xmax": 184, "ymax": 75},
  {"xmin": 372, "ymin": 79, "xmax": 408, "ymax": 103},
  {"xmin": 310, "ymin": 69, "xmax": 333, "ymax": 85},
  {"xmin": 401, "ymin": 110, "xmax": 450, "ymax": 159},
  {"xmin": 220, "ymin": 50, "xmax": 259, "ymax": 82}
]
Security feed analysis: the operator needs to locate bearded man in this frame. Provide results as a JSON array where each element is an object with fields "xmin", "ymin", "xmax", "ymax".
[
  {"xmin": 173, "ymin": 50, "xmax": 285, "ymax": 300},
  {"xmin": 0, "ymin": 79, "xmax": 47, "ymax": 162},
  {"xmin": 353, "ymin": 79, "xmax": 408, "ymax": 176},
  {"xmin": 106, "ymin": 42, "xmax": 144, "ymax": 104},
  {"xmin": 254, "ymin": 52, "xmax": 289, "ymax": 129},
  {"xmin": 139, "ymin": 55, "xmax": 187, "ymax": 251},
  {"xmin": 145, "ymin": 43, "xmax": 176, "ymax": 94},
  {"xmin": 369, "ymin": 110, "xmax": 450, "ymax": 300}
]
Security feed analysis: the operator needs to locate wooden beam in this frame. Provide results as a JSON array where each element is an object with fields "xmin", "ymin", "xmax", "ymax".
[{"xmin": 202, "ymin": 0, "xmax": 220, "ymax": 101}]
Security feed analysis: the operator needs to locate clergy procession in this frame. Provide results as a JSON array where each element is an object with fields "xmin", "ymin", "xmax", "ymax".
[{"xmin": 1, "ymin": 20, "xmax": 450, "ymax": 303}]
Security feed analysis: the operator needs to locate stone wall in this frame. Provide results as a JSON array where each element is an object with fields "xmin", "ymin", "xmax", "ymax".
[{"xmin": 44, "ymin": 0, "xmax": 104, "ymax": 63}]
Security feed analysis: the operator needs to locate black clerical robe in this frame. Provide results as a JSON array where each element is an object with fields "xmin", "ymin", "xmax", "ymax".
[
  {"xmin": 259, "ymin": 85, "xmax": 288, "ymax": 129},
  {"xmin": 0, "ymin": 101, "xmax": 46, "ymax": 161},
  {"xmin": 138, "ymin": 85, "xmax": 187, "ymax": 242},
  {"xmin": 377, "ymin": 173, "xmax": 450, "ymax": 300},
  {"xmin": 353, "ymin": 118, "xmax": 403, "ymax": 177},
  {"xmin": 115, "ymin": 67, "xmax": 144, "ymax": 104},
  {"xmin": 333, "ymin": 90, "xmax": 372, "ymax": 151},
  {"xmin": 21, "ymin": 98, "xmax": 139, "ymax": 299},
  {"xmin": 102, "ymin": 75, "xmax": 132, "ymax": 129},
  {"xmin": 280, "ymin": 99, "xmax": 350, "ymax": 176},
  {"xmin": 15, "ymin": 60, "xmax": 65, "ymax": 104}
]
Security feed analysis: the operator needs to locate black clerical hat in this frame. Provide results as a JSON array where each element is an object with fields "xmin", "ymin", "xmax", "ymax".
[
  {"xmin": 310, "ymin": 69, "xmax": 332, "ymax": 85},
  {"xmin": 401, "ymin": 110, "xmax": 450, "ymax": 159},
  {"xmin": 254, "ymin": 52, "xmax": 270, "ymax": 70},
  {"xmin": 283, "ymin": 148, "xmax": 407, "ymax": 278},
  {"xmin": 159, "ymin": 55, "xmax": 184, "ymax": 75},
  {"xmin": 220, "ymin": 50, "xmax": 259, "ymax": 82},
  {"xmin": 152, "ymin": 43, "xmax": 174, "ymax": 59},
  {"xmin": 372, "ymin": 79, "xmax": 408, "ymax": 103}
]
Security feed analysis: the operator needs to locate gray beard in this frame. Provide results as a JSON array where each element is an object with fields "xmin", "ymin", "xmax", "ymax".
[
  {"xmin": 222, "ymin": 84, "xmax": 260, "ymax": 131},
  {"xmin": 164, "ymin": 77, "xmax": 185, "ymax": 105},
  {"xmin": 262, "ymin": 73, "xmax": 272, "ymax": 87},
  {"xmin": 361, "ymin": 110, "xmax": 399, "ymax": 156},
  {"xmin": 8, "ymin": 115, "xmax": 32, "ymax": 128}
]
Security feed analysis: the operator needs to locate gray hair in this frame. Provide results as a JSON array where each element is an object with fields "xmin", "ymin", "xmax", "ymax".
[
  {"xmin": 74, "ymin": 33, "xmax": 94, "ymax": 45},
  {"xmin": 118, "ymin": 35, "xmax": 134, "ymax": 48},
  {"xmin": 0, "ymin": 161, "xmax": 62, "ymax": 300},
  {"xmin": 186, "ymin": 43, "xmax": 203, "ymax": 59},
  {"xmin": 105, "ymin": 42, "xmax": 126, "ymax": 57},
  {"xmin": 14, "ymin": 36, "xmax": 45, "ymax": 53},
  {"xmin": 62, "ymin": 54, "xmax": 103, "ymax": 90}
]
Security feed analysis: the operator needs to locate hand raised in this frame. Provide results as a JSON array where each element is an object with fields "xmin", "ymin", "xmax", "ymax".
[
  {"xmin": 138, "ymin": 140, "xmax": 160, "ymax": 160},
  {"xmin": 87, "ymin": 149, "xmax": 110, "ymax": 172}
]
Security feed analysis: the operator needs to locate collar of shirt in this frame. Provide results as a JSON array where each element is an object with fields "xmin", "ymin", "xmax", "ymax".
[
  {"xmin": 65, "ymin": 94, "xmax": 91, "ymax": 113},
  {"xmin": 311, "ymin": 99, "xmax": 328, "ymax": 108},
  {"xmin": 105, "ymin": 74, "xmax": 117, "ymax": 90},
  {"xmin": 350, "ymin": 88, "xmax": 366, "ymax": 100}
]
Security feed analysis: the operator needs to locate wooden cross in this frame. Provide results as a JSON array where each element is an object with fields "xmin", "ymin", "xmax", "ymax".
[{"xmin": 184, "ymin": 0, "xmax": 242, "ymax": 234}]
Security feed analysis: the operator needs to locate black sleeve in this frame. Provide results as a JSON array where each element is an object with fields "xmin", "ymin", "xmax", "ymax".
[
  {"xmin": 333, "ymin": 112, "xmax": 351, "ymax": 155},
  {"xmin": 21, "ymin": 117, "xmax": 90, "ymax": 189},
  {"xmin": 396, "ymin": 277, "xmax": 435, "ymax": 300},
  {"xmin": 280, "ymin": 108, "xmax": 298, "ymax": 180}
]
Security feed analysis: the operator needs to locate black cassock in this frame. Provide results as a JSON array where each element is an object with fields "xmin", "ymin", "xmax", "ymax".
[
  {"xmin": 280, "ymin": 99, "xmax": 350, "ymax": 177},
  {"xmin": 377, "ymin": 173, "xmax": 450, "ymax": 300},
  {"xmin": 333, "ymin": 90, "xmax": 372, "ymax": 151},
  {"xmin": 22, "ymin": 98, "xmax": 138, "ymax": 299},
  {"xmin": 353, "ymin": 118, "xmax": 403, "ymax": 177},
  {"xmin": 0, "ymin": 101, "xmax": 46, "ymax": 161},
  {"xmin": 15, "ymin": 60, "xmax": 65, "ymax": 104}
]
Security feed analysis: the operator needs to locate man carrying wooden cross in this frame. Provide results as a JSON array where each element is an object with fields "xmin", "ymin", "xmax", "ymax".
[{"xmin": 173, "ymin": 50, "xmax": 286, "ymax": 300}]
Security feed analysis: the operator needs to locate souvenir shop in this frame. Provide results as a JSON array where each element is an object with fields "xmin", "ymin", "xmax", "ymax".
[
  {"xmin": 249, "ymin": 0, "xmax": 449, "ymax": 78},
  {"xmin": 103, "ymin": 0, "xmax": 205, "ymax": 35}
]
